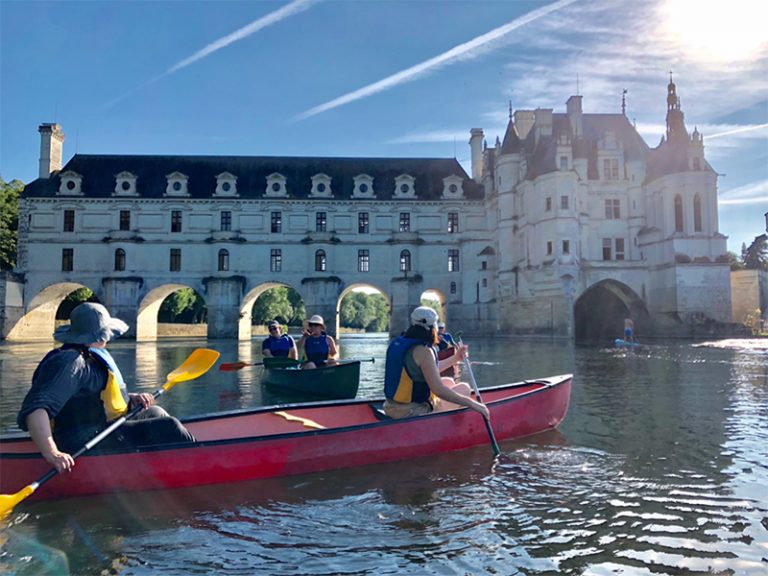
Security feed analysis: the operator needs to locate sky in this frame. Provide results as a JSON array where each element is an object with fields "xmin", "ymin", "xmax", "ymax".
[{"xmin": 1, "ymin": 0, "xmax": 766, "ymax": 253}]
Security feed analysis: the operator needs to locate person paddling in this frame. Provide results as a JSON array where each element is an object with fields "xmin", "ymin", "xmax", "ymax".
[
  {"xmin": 17, "ymin": 303, "xmax": 194, "ymax": 474},
  {"xmin": 624, "ymin": 317, "xmax": 636, "ymax": 343},
  {"xmin": 262, "ymin": 320, "xmax": 298, "ymax": 359},
  {"xmin": 383, "ymin": 306, "xmax": 489, "ymax": 420},
  {"xmin": 297, "ymin": 315, "xmax": 339, "ymax": 369}
]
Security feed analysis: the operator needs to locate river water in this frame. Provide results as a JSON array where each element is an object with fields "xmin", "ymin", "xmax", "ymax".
[{"xmin": 1, "ymin": 335, "xmax": 766, "ymax": 575}]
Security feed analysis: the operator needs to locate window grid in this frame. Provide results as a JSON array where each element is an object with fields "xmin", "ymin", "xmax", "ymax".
[
  {"xmin": 114, "ymin": 248, "xmax": 126, "ymax": 271},
  {"xmin": 447, "ymin": 212, "xmax": 459, "ymax": 233},
  {"xmin": 560, "ymin": 196, "xmax": 569, "ymax": 210},
  {"xmin": 400, "ymin": 250, "xmax": 411, "ymax": 272},
  {"xmin": 399, "ymin": 213, "xmax": 410, "ymax": 232},
  {"xmin": 315, "ymin": 250, "xmax": 326, "ymax": 272},
  {"xmin": 316, "ymin": 212, "xmax": 327, "ymax": 232},
  {"xmin": 119, "ymin": 210, "xmax": 131, "ymax": 231},
  {"xmin": 171, "ymin": 211, "xmax": 182, "ymax": 233},
  {"xmin": 546, "ymin": 197, "xmax": 552, "ymax": 212},
  {"xmin": 358, "ymin": 212, "xmax": 369, "ymax": 234},
  {"xmin": 62, "ymin": 248, "xmax": 74, "ymax": 272},
  {"xmin": 218, "ymin": 249, "xmax": 229, "ymax": 271},
  {"xmin": 220, "ymin": 211, "xmax": 232, "ymax": 232},
  {"xmin": 63, "ymin": 210, "xmax": 75, "ymax": 232},
  {"xmin": 358, "ymin": 249, "xmax": 370, "ymax": 272},
  {"xmin": 604, "ymin": 199, "xmax": 620, "ymax": 219},
  {"xmin": 448, "ymin": 249, "xmax": 460, "ymax": 272},
  {"xmin": 170, "ymin": 248, "xmax": 181, "ymax": 271},
  {"xmin": 271, "ymin": 211, "xmax": 282, "ymax": 233},
  {"xmin": 270, "ymin": 249, "xmax": 282, "ymax": 272}
]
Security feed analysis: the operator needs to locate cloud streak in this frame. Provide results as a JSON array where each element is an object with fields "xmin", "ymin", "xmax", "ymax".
[
  {"xmin": 102, "ymin": 0, "xmax": 316, "ymax": 110},
  {"xmin": 719, "ymin": 179, "xmax": 768, "ymax": 206},
  {"xmin": 295, "ymin": 0, "xmax": 580, "ymax": 120}
]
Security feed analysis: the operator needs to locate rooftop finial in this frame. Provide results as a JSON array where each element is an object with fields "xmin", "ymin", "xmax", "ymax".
[
  {"xmin": 509, "ymin": 100, "xmax": 513, "ymax": 121},
  {"xmin": 621, "ymin": 89, "xmax": 627, "ymax": 116}
]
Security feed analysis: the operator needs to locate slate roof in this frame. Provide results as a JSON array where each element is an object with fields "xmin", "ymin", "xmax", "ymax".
[{"xmin": 23, "ymin": 154, "xmax": 483, "ymax": 200}]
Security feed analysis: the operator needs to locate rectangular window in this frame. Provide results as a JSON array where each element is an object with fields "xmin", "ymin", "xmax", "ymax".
[
  {"xmin": 562, "ymin": 240, "xmax": 570, "ymax": 254},
  {"xmin": 358, "ymin": 212, "xmax": 369, "ymax": 234},
  {"xmin": 448, "ymin": 212, "xmax": 459, "ymax": 233},
  {"xmin": 119, "ymin": 210, "xmax": 131, "ymax": 231},
  {"xmin": 693, "ymin": 157, "xmax": 701, "ymax": 170},
  {"xmin": 270, "ymin": 249, "xmax": 282, "ymax": 272},
  {"xmin": 615, "ymin": 238, "xmax": 625, "ymax": 260},
  {"xmin": 358, "ymin": 249, "xmax": 369, "ymax": 272},
  {"xmin": 171, "ymin": 210, "xmax": 182, "ymax": 233},
  {"xmin": 604, "ymin": 199, "xmax": 620, "ymax": 219},
  {"xmin": 448, "ymin": 249, "xmax": 460, "ymax": 272},
  {"xmin": 604, "ymin": 158, "xmax": 620, "ymax": 180},
  {"xmin": 399, "ymin": 213, "xmax": 410, "ymax": 232},
  {"xmin": 316, "ymin": 212, "xmax": 327, "ymax": 232},
  {"xmin": 271, "ymin": 211, "xmax": 282, "ymax": 233},
  {"xmin": 399, "ymin": 250, "xmax": 411, "ymax": 272},
  {"xmin": 63, "ymin": 210, "xmax": 75, "ymax": 232},
  {"xmin": 545, "ymin": 197, "xmax": 552, "ymax": 211},
  {"xmin": 220, "ymin": 211, "xmax": 232, "ymax": 231},
  {"xmin": 547, "ymin": 241, "xmax": 553, "ymax": 256},
  {"xmin": 559, "ymin": 156, "xmax": 568, "ymax": 170},
  {"xmin": 560, "ymin": 196, "xmax": 569, "ymax": 210},
  {"xmin": 62, "ymin": 248, "xmax": 73, "ymax": 271},
  {"xmin": 170, "ymin": 248, "xmax": 181, "ymax": 271},
  {"xmin": 602, "ymin": 238, "xmax": 612, "ymax": 261},
  {"xmin": 481, "ymin": 261, "xmax": 487, "ymax": 270}
]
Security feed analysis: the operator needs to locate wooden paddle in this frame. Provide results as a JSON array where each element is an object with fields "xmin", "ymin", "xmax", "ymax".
[
  {"xmin": 219, "ymin": 356, "xmax": 375, "ymax": 371},
  {"xmin": 0, "ymin": 348, "xmax": 220, "ymax": 519},
  {"xmin": 456, "ymin": 336, "xmax": 501, "ymax": 457}
]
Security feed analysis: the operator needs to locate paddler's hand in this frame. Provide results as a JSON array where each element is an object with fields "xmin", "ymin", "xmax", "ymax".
[
  {"xmin": 129, "ymin": 392, "xmax": 154, "ymax": 410},
  {"xmin": 471, "ymin": 400, "xmax": 490, "ymax": 420},
  {"xmin": 455, "ymin": 344, "xmax": 469, "ymax": 363},
  {"xmin": 45, "ymin": 448, "xmax": 75, "ymax": 473}
]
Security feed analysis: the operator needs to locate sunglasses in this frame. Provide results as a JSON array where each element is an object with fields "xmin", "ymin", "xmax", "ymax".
[
  {"xmin": 308, "ymin": 323, "xmax": 322, "ymax": 328},
  {"xmin": 268, "ymin": 327, "xmax": 278, "ymax": 332}
]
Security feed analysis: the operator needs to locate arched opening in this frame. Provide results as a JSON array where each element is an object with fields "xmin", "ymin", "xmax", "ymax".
[
  {"xmin": 420, "ymin": 289, "xmax": 448, "ymax": 324},
  {"xmin": 674, "ymin": 194, "xmax": 684, "ymax": 232},
  {"xmin": 574, "ymin": 280, "xmax": 650, "ymax": 343},
  {"xmin": 693, "ymin": 194, "xmax": 702, "ymax": 232},
  {"xmin": 337, "ymin": 283, "xmax": 390, "ymax": 334},
  {"xmin": 7, "ymin": 282, "xmax": 101, "ymax": 341},
  {"xmin": 136, "ymin": 284, "xmax": 207, "ymax": 341},
  {"xmin": 240, "ymin": 283, "xmax": 306, "ymax": 340}
]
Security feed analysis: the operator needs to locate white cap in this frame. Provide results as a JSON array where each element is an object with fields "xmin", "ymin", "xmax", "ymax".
[{"xmin": 410, "ymin": 306, "xmax": 439, "ymax": 330}]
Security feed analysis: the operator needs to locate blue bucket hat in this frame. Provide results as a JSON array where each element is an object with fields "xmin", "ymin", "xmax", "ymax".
[{"xmin": 53, "ymin": 303, "xmax": 129, "ymax": 344}]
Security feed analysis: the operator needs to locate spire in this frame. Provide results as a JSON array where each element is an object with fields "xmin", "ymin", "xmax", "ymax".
[
  {"xmin": 508, "ymin": 100, "xmax": 513, "ymax": 121},
  {"xmin": 665, "ymin": 72, "xmax": 687, "ymax": 143},
  {"xmin": 621, "ymin": 89, "xmax": 627, "ymax": 116}
]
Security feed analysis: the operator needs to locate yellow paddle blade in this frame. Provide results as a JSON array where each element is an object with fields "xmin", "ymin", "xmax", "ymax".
[
  {"xmin": 162, "ymin": 348, "xmax": 220, "ymax": 392},
  {"xmin": 0, "ymin": 484, "xmax": 36, "ymax": 520}
]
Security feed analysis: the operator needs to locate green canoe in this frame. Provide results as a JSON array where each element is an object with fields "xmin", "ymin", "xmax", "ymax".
[{"xmin": 261, "ymin": 358, "xmax": 361, "ymax": 400}]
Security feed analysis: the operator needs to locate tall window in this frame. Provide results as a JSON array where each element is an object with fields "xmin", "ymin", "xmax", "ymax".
[
  {"xmin": 546, "ymin": 197, "xmax": 552, "ymax": 211},
  {"xmin": 693, "ymin": 195, "xmax": 702, "ymax": 232},
  {"xmin": 605, "ymin": 199, "xmax": 620, "ymax": 219},
  {"xmin": 119, "ymin": 210, "xmax": 131, "ymax": 231},
  {"xmin": 358, "ymin": 212, "xmax": 369, "ymax": 234},
  {"xmin": 63, "ymin": 210, "xmax": 75, "ymax": 232},
  {"xmin": 358, "ymin": 249, "xmax": 369, "ymax": 272},
  {"xmin": 271, "ymin": 211, "xmax": 282, "ymax": 233},
  {"xmin": 62, "ymin": 248, "xmax": 74, "ymax": 271},
  {"xmin": 560, "ymin": 196, "xmax": 569, "ymax": 210},
  {"xmin": 218, "ymin": 249, "xmax": 229, "ymax": 271},
  {"xmin": 448, "ymin": 249, "xmax": 460, "ymax": 272},
  {"xmin": 604, "ymin": 158, "xmax": 619, "ymax": 180},
  {"xmin": 562, "ymin": 240, "xmax": 570, "ymax": 254},
  {"xmin": 546, "ymin": 241, "xmax": 553, "ymax": 256},
  {"xmin": 316, "ymin": 212, "xmax": 327, "ymax": 232},
  {"xmin": 400, "ymin": 250, "xmax": 411, "ymax": 272},
  {"xmin": 399, "ymin": 213, "xmax": 410, "ymax": 232},
  {"xmin": 615, "ymin": 238, "xmax": 625, "ymax": 260},
  {"xmin": 171, "ymin": 210, "xmax": 182, "ymax": 233},
  {"xmin": 114, "ymin": 248, "xmax": 126, "ymax": 271},
  {"xmin": 559, "ymin": 156, "xmax": 569, "ymax": 170},
  {"xmin": 170, "ymin": 248, "xmax": 181, "ymax": 271},
  {"xmin": 602, "ymin": 239, "xmax": 625, "ymax": 261},
  {"xmin": 450, "ymin": 281, "xmax": 457, "ymax": 294},
  {"xmin": 602, "ymin": 238, "xmax": 612, "ymax": 261},
  {"xmin": 674, "ymin": 195, "xmax": 684, "ymax": 232},
  {"xmin": 448, "ymin": 212, "xmax": 459, "ymax": 233},
  {"xmin": 270, "ymin": 249, "xmax": 282, "ymax": 272},
  {"xmin": 315, "ymin": 250, "xmax": 326, "ymax": 272},
  {"xmin": 220, "ymin": 211, "xmax": 232, "ymax": 231}
]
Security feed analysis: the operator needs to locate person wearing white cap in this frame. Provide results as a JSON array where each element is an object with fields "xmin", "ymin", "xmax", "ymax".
[
  {"xmin": 17, "ymin": 302, "xmax": 195, "ymax": 474},
  {"xmin": 297, "ymin": 314, "xmax": 338, "ymax": 369},
  {"xmin": 262, "ymin": 320, "xmax": 298, "ymax": 359},
  {"xmin": 383, "ymin": 306, "xmax": 489, "ymax": 419}
]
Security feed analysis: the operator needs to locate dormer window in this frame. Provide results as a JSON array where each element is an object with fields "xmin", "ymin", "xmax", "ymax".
[
  {"xmin": 441, "ymin": 175, "xmax": 464, "ymax": 199},
  {"xmin": 215, "ymin": 172, "xmax": 238, "ymax": 197},
  {"xmin": 58, "ymin": 170, "xmax": 83, "ymax": 196},
  {"xmin": 352, "ymin": 174, "xmax": 375, "ymax": 199},
  {"xmin": 310, "ymin": 173, "xmax": 333, "ymax": 198},
  {"xmin": 114, "ymin": 171, "xmax": 138, "ymax": 196},
  {"xmin": 265, "ymin": 173, "xmax": 287, "ymax": 197},
  {"xmin": 394, "ymin": 174, "xmax": 416, "ymax": 198},
  {"xmin": 165, "ymin": 172, "xmax": 189, "ymax": 197}
]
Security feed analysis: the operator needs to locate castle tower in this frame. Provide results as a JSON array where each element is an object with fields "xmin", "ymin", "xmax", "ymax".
[{"xmin": 38, "ymin": 123, "xmax": 65, "ymax": 179}]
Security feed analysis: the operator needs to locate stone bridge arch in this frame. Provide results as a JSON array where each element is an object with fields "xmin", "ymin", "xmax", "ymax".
[
  {"xmin": 8, "ymin": 282, "xmax": 101, "ymax": 341},
  {"xmin": 136, "ymin": 283, "xmax": 204, "ymax": 341},
  {"xmin": 239, "ymin": 282, "xmax": 306, "ymax": 340},
  {"xmin": 574, "ymin": 279, "xmax": 650, "ymax": 342},
  {"xmin": 337, "ymin": 282, "xmax": 392, "ymax": 335}
]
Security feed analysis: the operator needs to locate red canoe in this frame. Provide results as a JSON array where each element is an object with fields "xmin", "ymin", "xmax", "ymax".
[{"xmin": 0, "ymin": 374, "xmax": 571, "ymax": 502}]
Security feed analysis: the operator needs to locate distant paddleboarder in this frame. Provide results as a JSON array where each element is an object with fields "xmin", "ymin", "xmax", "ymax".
[{"xmin": 624, "ymin": 318, "xmax": 636, "ymax": 343}]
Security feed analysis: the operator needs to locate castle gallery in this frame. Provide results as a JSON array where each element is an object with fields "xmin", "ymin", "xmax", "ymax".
[{"xmin": 6, "ymin": 78, "xmax": 731, "ymax": 341}]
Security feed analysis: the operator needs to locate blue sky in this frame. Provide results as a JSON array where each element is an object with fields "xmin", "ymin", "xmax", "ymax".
[{"xmin": 1, "ymin": 0, "xmax": 766, "ymax": 253}]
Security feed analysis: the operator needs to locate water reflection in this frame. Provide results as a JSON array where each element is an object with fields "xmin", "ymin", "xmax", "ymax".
[{"xmin": 1, "ymin": 336, "xmax": 766, "ymax": 575}]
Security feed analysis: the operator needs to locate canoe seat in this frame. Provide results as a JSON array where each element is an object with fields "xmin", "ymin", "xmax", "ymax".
[{"xmin": 369, "ymin": 402, "xmax": 391, "ymax": 421}]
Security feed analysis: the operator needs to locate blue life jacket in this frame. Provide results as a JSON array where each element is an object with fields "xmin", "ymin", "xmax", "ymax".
[
  {"xmin": 263, "ymin": 335, "xmax": 295, "ymax": 357},
  {"xmin": 304, "ymin": 335, "xmax": 330, "ymax": 364},
  {"xmin": 384, "ymin": 336, "xmax": 436, "ymax": 404}
]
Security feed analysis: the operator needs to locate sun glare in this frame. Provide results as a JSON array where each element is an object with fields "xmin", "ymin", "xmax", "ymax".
[{"xmin": 661, "ymin": 0, "xmax": 768, "ymax": 62}]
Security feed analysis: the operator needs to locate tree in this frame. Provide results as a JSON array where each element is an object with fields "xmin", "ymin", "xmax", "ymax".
[
  {"xmin": 159, "ymin": 288, "xmax": 206, "ymax": 323},
  {"xmin": 727, "ymin": 251, "xmax": 744, "ymax": 271},
  {"xmin": 339, "ymin": 291, "xmax": 389, "ymax": 332},
  {"xmin": 0, "ymin": 177, "xmax": 23, "ymax": 270},
  {"xmin": 252, "ymin": 287, "xmax": 295, "ymax": 325},
  {"xmin": 742, "ymin": 235, "xmax": 768, "ymax": 271},
  {"xmin": 57, "ymin": 287, "xmax": 98, "ymax": 319}
]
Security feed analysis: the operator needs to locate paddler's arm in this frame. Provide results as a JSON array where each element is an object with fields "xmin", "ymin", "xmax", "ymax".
[
  {"xmin": 416, "ymin": 347, "xmax": 489, "ymax": 419},
  {"xmin": 327, "ymin": 336, "xmax": 339, "ymax": 360},
  {"xmin": 288, "ymin": 337, "xmax": 298, "ymax": 360},
  {"xmin": 437, "ymin": 344, "xmax": 466, "ymax": 373},
  {"xmin": 26, "ymin": 408, "xmax": 75, "ymax": 473}
]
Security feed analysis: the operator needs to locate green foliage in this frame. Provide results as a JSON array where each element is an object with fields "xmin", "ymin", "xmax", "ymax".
[
  {"xmin": 159, "ymin": 288, "xmax": 207, "ymax": 323},
  {"xmin": 0, "ymin": 177, "xmax": 23, "ymax": 270},
  {"xmin": 252, "ymin": 286, "xmax": 295, "ymax": 325},
  {"xmin": 56, "ymin": 287, "xmax": 98, "ymax": 319},
  {"xmin": 742, "ymin": 235, "xmax": 768, "ymax": 271},
  {"xmin": 339, "ymin": 291, "xmax": 389, "ymax": 332},
  {"xmin": 420, "ymin": 297, "xmax": 443, "ymax": 319},
  {"xmin": 743, "ymin": 308, "xmax": 763, "ymax": 336},
  {"xmin": 727, "ymin": 251, "xmax": 745, "ymax": 271}
]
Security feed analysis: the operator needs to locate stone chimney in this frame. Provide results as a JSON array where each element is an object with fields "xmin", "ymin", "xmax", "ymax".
[
  {"xmin": 38, "ymin": 123, "xmax": 65, "ymax": 179},
  {"xmin": 469, "ymin": 128, "xmax": 484, "ymax": 182},
  {"xmin": 513, "ymin": 110, "xmax": 535, "ymax": 140},
  {"xmin": 566, "ymin": 95, "xmax": 583, "ymax": 137}
]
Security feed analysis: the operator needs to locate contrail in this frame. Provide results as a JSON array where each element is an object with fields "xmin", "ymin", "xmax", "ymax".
[
  {"xmin": 295, "ymin": 0, "xmax": 579, "ymax": 120},
  {"xmin": 102, "ymin": 0, "xmax": 317, "ymax": 109},
  {"xmin": 707, "ymin": 123, "xmax": 768, "ymax": 139}
]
